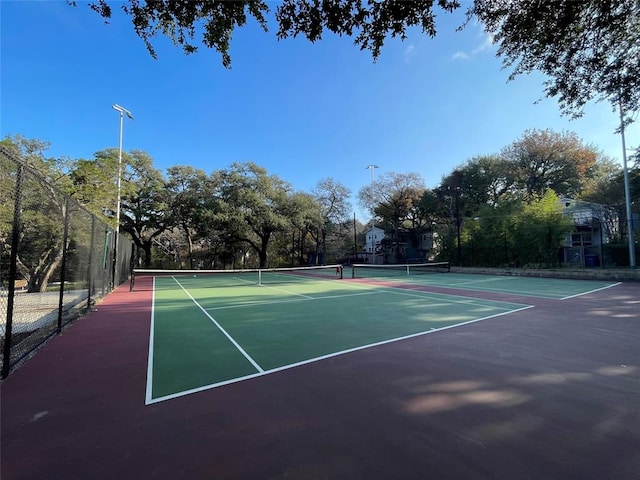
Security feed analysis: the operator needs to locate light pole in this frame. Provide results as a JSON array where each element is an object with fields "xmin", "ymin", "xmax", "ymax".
[
  {"xmin": 618, "ymin": 99, "xmax": 636, "ymax": 267},
  {"xmin": 366, "ymin": 165, "xmax": 378, "ymax": 264},
  {"xmin": 111, "ymin": 104, "xmax": 133, "ymax": 288}
]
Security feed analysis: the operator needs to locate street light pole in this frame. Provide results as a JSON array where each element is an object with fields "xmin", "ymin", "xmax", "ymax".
[
  {"xmin": 619, "ymin": 100, "xmax": 636, "ymax": 267},
  {"xmin": 366, "ymin": 164, "xmax": 378, "ymax": 264},
  {"xmin": 111, "ymin": 104, "xmax": 133, "ymax": 288}
]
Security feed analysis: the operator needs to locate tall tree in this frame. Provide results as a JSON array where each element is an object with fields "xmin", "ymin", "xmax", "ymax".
[
  {"xmin": 448, "ymin": 155, "xmax": 517, "ymax": 208},
  {"xmin": 501, "ymin": 129, "xmax": 598, "ymax": 200},
  {"xmin": 166, "ymin": 165, "xmax": 209, "ymax": 268},
  {"xmin": 580, "ymin": 158, "xmax": 623, "ymax": 203},
  {"xmin": 0, "ymin": 137, "xmax": 75, "ymax": 291},
  {"xmin": 512, "ymin": 190, "xmax": 574, "ymax": 267},
  {"xmin": 77, "ymin": 0, "xmax": 460, "ymax": 68},
  {"xmin": 311, "ymin": 178, "xmax": 351, "ymax": 264},
  {"xmin": 471, "ymin": 0, "xmax": 640, "ymax": 123},
  {"xmin": 284, "ymin": 191, "xmax": 320, "ymax": 266},
  {"xmin": 360, "ymin": 171, "xmax": 426, "ymax": 260},
  {"xmin": 214, "ymin": 162, "xmax": 292, "ymax": 268},
  {"xmin": 410, "ymin": 189, "xmax": 440, "ymax": 231},
  {"xmin": 359, "ymin": 171, "xmax": 425, "ymax": 225},
  {"xmin": 69, "ymin": 150, "xmax": 121, "ymax": 221},
  {"xmin": 434, "ymin": 169, "xmax": 465, "ymax": 265},
  {"xmin": 118, "ymin": 150, "xmax": 172, "ymax": 267}
]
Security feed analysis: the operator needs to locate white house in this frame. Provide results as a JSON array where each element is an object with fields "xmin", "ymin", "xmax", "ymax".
[{"xmin": 363, "ymin": 226, "xmax": 385, "ymax": 264}]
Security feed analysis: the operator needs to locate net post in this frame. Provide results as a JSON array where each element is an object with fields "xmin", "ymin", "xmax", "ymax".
[
  {"xmin": 130, "ymin": 269, "xmax": 136, "ymax": 291},
  {"xmin": 258, "ymin": 270, "xmax": 262, "ymax": 286},
  {"xmin": 406, "ymin": 265, "xmax": 410, "ymax": 275}
]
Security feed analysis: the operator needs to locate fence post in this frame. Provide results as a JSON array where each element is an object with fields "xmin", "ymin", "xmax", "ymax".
[
  {"xmin": 103, "ymin": 229, "xmax": 111, "ymax": 296},
  {"xmin": 56, "ymin": 196, "xmax": 71, "ymax": 334},
  {"xmin": 87, "ymin": 215, "xmax": 96, "ymax": 309},
  {"xmin": 2, "ymin": 164, "xmax": 24, "ymax": 379}
]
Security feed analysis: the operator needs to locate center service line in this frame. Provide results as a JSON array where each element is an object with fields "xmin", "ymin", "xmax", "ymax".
[{"xmin": 171, "ymin": 276, "xmax": 264, "ymax": 373}]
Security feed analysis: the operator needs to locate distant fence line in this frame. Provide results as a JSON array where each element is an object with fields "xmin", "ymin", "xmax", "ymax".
[{"xmin": 0, "ymin": 146, "xmax": 133, "ymax": 378}]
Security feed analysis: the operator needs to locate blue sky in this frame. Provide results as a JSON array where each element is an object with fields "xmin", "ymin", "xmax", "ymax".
[{"xmin": 2, "ymin": 1, "xmax": 638, "ymax": 219}]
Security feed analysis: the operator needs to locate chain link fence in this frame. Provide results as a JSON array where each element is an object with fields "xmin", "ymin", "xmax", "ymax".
[{"xmin": 0, "ymin": 146, "xmax": 133, "ymax": 377}]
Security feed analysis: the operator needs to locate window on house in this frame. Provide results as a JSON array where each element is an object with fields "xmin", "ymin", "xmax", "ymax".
[{"xmin": 571, "ymin": 233, "xmax": 592, "ymax": 247}]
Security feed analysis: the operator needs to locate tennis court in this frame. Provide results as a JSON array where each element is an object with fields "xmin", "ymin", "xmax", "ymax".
[
  {"xmin": 3, "ymin": 265, "xmax": 639, "ymax": 480},
  {"xmin": 145, "ymin": 266, "xmax": 532, "ymax": 402},
  {"xmin": 350, "ymin": 263, "xmax": 620, "ymax": 299},
  {"xmin": 140, "ymin": 264, "xmax": 622, "ymax": 403}
]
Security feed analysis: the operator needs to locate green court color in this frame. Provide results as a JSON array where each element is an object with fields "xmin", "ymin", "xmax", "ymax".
[
  {"xmin": 151, "ymin": 279, "xmax": 259, "ymax": 399},
  {"xmin": 351, "ymin": 271, "xmax": 618, "ymax": 299},
  {"xmin": 148, "ymin": 275, "xmax": 531, "ymax": 402}
]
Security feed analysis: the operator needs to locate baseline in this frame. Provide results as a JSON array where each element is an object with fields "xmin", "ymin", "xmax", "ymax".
[
  {"xmin": 360, "ymin": 274, "xmax": 620, "ymax": 300},
  {"xmin": 560, "ymin": 282, "xmax": 622, "ymax": 300},
  {"xmin": 148, "ymin": 303, "xmax": 533, "ymax": 405}
]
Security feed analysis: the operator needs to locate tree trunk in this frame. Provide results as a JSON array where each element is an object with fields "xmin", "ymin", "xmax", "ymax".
[
  {"xmin": 39, "ymin": 248, "xmax": 63, "ymax": 292},
  {"xmin": 183, "ymin": 225, "xmax": 194, "ymax": 268},
  {"xmin": 143, "ymin": 240, "xmax": 153, "ymax": 268},
  {"xmin": 258, "ymin": 232, "xmax": 271, "ymax": 268}
]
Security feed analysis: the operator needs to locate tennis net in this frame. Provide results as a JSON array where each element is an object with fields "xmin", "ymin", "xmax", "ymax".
[
  {"xmin": 351, "ymin": 262, "xmax": 450, "ymax": 279},
  {"xmin": 131, "ymin": 265, "xmax": 343, "ymax": 291}
]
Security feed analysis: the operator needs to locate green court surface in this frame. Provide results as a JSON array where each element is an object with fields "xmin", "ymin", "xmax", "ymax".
[
  {"xmin": 351, "ymin": 266, "xmax": 620, "ymax": 299},
  {"xmin": 147, "ymin": 272, "xmax": 531, "ymax": 403}
]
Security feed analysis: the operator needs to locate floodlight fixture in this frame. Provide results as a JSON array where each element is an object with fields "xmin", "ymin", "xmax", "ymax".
[{"xmin": 112, "ymin": 103, "xmax": 134, "ymax": 119}]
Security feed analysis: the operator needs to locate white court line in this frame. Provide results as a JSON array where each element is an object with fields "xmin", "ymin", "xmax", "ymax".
[
  {"xmin": 221, "ymin": 274, "xmax": 532, "ymax": 307},
  {"xmin": 231, "ymin": 276, "xmax": 252, "ymax": 283},
  {"xmin": 145, "ymin": 277, "xmax": 157, "ymax": 405},
  {"xmin": 209, "ymin": 298, "xmax": 308, "ymax": 310},
  {"xmin": 402, "ymin": 278, "xmax": 565, "ymax": 299},
  {"xmin": 207, "ymin": 291, "xmax": 379, "ymax": 311},
  {"xmin": 260, "ymin": 284, "xmax": 314, "ymax": 299},
  {"xmin": 171, "ymin": 276, "xmax": 264, "ymax": 373},
  {"xmin": 146, "ymin": 304, "xmax": 534, "ymax": 405},
  {"xmin": 354, "ymin": 275, "xmax": 563, "ymax": 298},
  {"xmin": 411, "ymin": 275, "xmax": 622, "ymax": 300},
  {"xmin": 348, "ymin": 279, "xmax": 532, "ymax": 309},
  {"xmin": 561, "ymin": 282, "xmax": 621, "ymax": 300},
  {"xmin": 318, "ymin": 291, "xmax": 380, "ymax": 300},
  {"xmin": 382, "ymin": 286, "xmax": 528, "ymax": 310},
  {"xmin": 231, "ymin": 274, "xmax": 314, "ymax": 299},
  {"xmin": 449, "ymin": 277, "xmax": 513, "ymax": 286}
]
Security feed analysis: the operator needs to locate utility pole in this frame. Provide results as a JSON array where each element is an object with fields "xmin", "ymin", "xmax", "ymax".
[
  {"xmin": 366, "ymin": 165, "xmax": 379, "ymax": 264},
  {"xmin": 619, "ymin": 99, "xmax": 636, "ymax": 267}
]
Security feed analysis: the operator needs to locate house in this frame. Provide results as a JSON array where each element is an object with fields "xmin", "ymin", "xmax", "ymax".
[
  {"xmin": 363, "ymin": 226, "xmax": 384, "ymax": 264},
  {"xmin": 561, "ymin": 197, "xmax": 618, "ymax": 267},
  {"xmin": 379, "ymin": 228, "xmax": 435, "ymax": 264}
]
